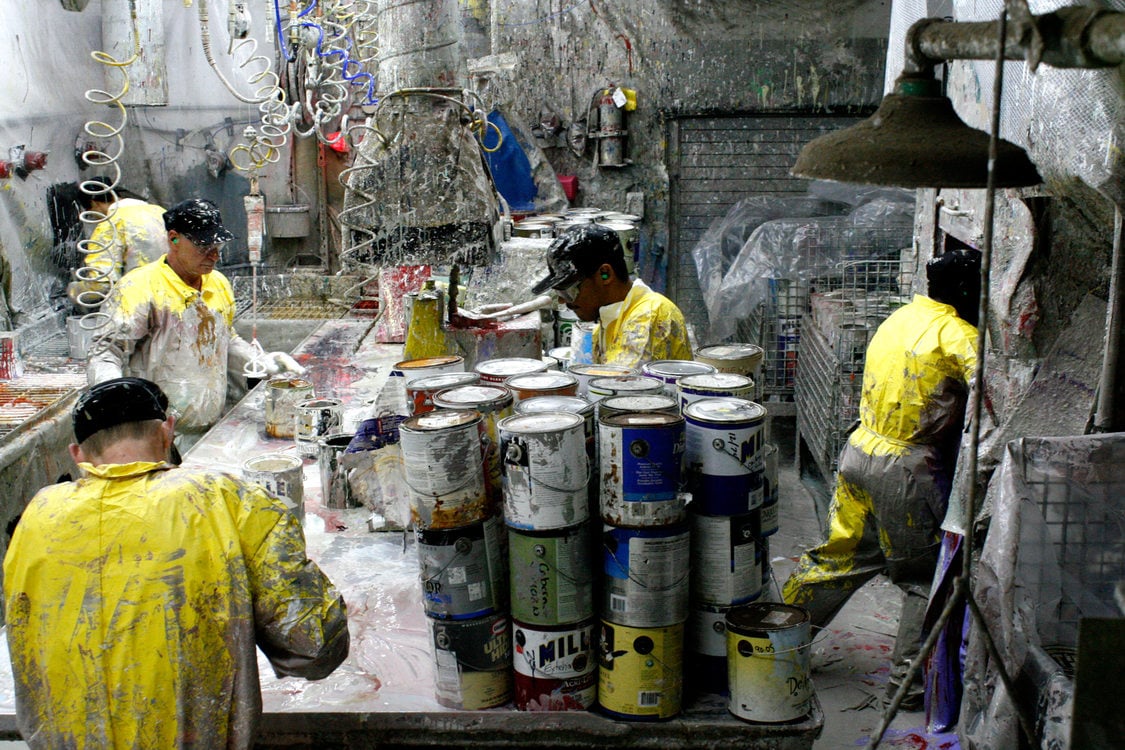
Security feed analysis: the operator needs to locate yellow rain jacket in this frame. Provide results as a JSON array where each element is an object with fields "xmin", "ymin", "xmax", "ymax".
[
  {"xmin": 593, "ymin": 279, "xmax": 692, "ymax": 369},
  {"xmin": 4, "ymin": 460, "xmax": 349, "ymax": 750},
  {"xmin": 85, "ymin": 199, "xmax": 168, "ymax": 283},
  {"xmin": 87, "ymin": 256, "xmax": 256, "ymax": 432}
]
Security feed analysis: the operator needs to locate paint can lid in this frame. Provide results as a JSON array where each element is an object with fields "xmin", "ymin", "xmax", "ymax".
[
  {"xmin": 243, "ymin": 452, "xmax": 303, "ymax": 472},
  {"xmin": 683, "ymin": 397, "xmax": 766, "ymax": 425},
  {"xmin": 498, "ymin": 411, "xmax": 584, "ymax": 435},
  {"xmin": 407, "ymin": 371, "xmax": 481, "ymax": 392},
  {"xmin": 432, "ymin": 384, "xmax": 513, "ymax": 411},
  {"xmin": 641, "ymin": 359, "xmax": 717, "ymax": 381},
  {"xmin": 505, "ymin": 372, "xmax": 579, "ymax": 391},
  {"xmin": 599, "ymin": 394, "xmax": 679, "ymax": 415},
  {"xmin": 268, "ymin": 376, "xmax": 314, "ymax": 390},
  {"xmin": 725, "ymin": 602, "xmax": 810, "ymax": 633},
  {"xmin": 401, "ymin": 409, "xmax": 481, "ymax": 433},
  {"xmin": 515, "ymin": 395, "xmax": 594, "ymax": 417},
  {"xmin": 394, "ymin": 355, "xmax": 465, "ymax": 370},
  {"xmin": 589, "ymin": 375, "xmax": 664, "ymax": 396},
  {"xmin": 677, "ymin": 373, "xmax": 755, "ymax": 391},
  {"xmin": 475, "ymin": 357, "xmax": 550, "ymax": 379},
  {"xmin": 568, "ymin": 364, "xmax": 636, "ymax": 378}
]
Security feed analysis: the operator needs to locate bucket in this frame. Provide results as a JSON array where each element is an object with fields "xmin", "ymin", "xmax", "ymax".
[
  {"xmin": 509, "ymin": 523, "xmax": 594, "ymax": 626},
  {"xmin": 498, "ymin": 412, "xmax": 589, "ymax": 530},
  {"xmin": 265, "ymin": 377, "xmax": 315, "ymax": 438},
  {"xmin": 391, "ymin": 355, "xmax": 466, "ymax": 386},
  {"xmin": 317, "ymin": 433, "xmax": 356, "ymax": 509},
  {"xmin": 726, "ymin": 602, "xmax": 813, "ymax": 723},
  {"xmin": 417, "ymin": 514, "xmax": 507, "ymax": 620},
  {"xmin": 398, "ymin": 411, "xmax": 489, "ymax": 529},
  {"xmin": 406, "ymin": 371, "xmax": 481, "ymax": 415},
  {"xmin": 429, "ymin": 613, "xmax": 513, "ymax": 710},
  {"xmin": 597, "ymin": 620, "xmax": 683, "ymax": 720},
  {"xmin": 66, "ymin": 316, "xmax": 97, "ymax": 360},
  {"xmin": 587, "ymin": 375, "xmax": 664, "ymax": 404},
  {"xmin": 474, "ymin": 357, "xmax": 549, "ymax": 385},
  {"xmin": 760, "ymin": 443, "xmax": 779, "ymax": 537},
  {"xmin": 640, "ymin": 360, "xmax": 717, "ymax": 398},
  {"xmin": 598, "ymin": 412, "xmax": 686, "ymax": 528},
  {"xmin": 683, "ymin": 398, "xmax": 767, "ymax": 516},
  {"xmin": 677, "ymin": 373, "xmax": 756, "ymax": 410},
  {"xmin": 689, "ymin": 510, "xmax": 762, "ymax": 606},
  {"xmin": 242, "ymin": 453, "xmax": 305, "ymax": 523},
  {"xmin": 515, "ymin": 395, "xmax": 599, "ymax": 525},
  {"xmin": 602, "ymin": 523, "xmax": 690, "ymax": 628},
  {"xmin": 433, "ymin": 384, "xmax": 514, "ymax": 510},
  {"xmin": 505, "ymin": 372, "xmax": 579, "ymax": 403},
  {"xmin": 294, "ymin": 398, "xmax": 343, "ymax": 458},
  {"xmin": 567, "ymin": 364, "xmax": 635, "ymax": 398},
  {"xmin": 513, "ymin": 619, "xmax": 598, "ymax": 711},
  {"xmin": 693, "ymin": 344, "xmax": 765, "ymax": 378},
  {"xmin": 597, "ymin": 394, "xmax": 680, "ymax": 421}
]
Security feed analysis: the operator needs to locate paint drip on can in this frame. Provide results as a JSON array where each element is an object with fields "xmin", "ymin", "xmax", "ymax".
[
  {"xmin": 683, "ymin": 397, "xmax": 767, "ymax": 516},
  {"xmin": 499, "ymin": 412, "xmax": 589, "ymax": 530},
  {"xmin": 602, "ymin": 523, "xmax": 690, "ymax": 628},
  {"xmin": 598, "ymin": 620, "xmax": 684, "ymax": 720},
  {"xmin": 514, "ymin": 395, "xmax": 599, "ymax": 529},
  {"xmin": 726, "ymin": 602, "xmax": 813, "ymax": 723},
  {"xmin": 513, "ymin": 619, "xmax": 598, "ymax": 711},
  {"xmin": 429, "ymin": 613, "xmax": 513, "ymax": 710},
  {"xmin": 599, "ymin": 412, "xmax": 686, "ymax": 528},
  {"xmin": 399, "ymin": 410, "xmax": 490, "ymax": 529},
  {"xmin": 432, "ymin": 384, "xmax": 514, "ymax": 511},
  {"xmin": 508, "ymin": 523, "xmax": 594, "ymax": 626},
  {"xmin": 417, "ymin": 514, "xmax": 508, "ymax": 620}
]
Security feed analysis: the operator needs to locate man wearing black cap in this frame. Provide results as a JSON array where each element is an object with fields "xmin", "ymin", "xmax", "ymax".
[
  {"xmin": 532, "ymin": 224, "xmax": 692, "ymax": 368},
  {"xmin": 3, "ymin": 377, "xmax": 349, "ymax": 749},
  {"xmin": 87, "ymin": 198, "xmax": 303, "ymax": 451}
]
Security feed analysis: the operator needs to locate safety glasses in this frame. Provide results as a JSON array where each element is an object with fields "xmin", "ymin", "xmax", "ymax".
[{"xmin": 555, "ymin": 277, "xmax": 584, "ymax": 303}]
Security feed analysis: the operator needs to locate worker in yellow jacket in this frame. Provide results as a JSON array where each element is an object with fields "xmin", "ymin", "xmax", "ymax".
[
  {"xmin": 86, "ymin": 198, "xmax": 301, "ymax": 452},
  {"xmin": 532, "ymin": 223, "xmax": 692, "ymax": 368},
  {"xmin": 4, "ymin": 377, "xmax": 349, "ymax": 749},
  {"xmin": 782, "ymin": 248, "xmax": 981, "ymax": 711}
]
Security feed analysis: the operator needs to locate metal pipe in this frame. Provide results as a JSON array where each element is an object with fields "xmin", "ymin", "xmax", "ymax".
[
  {"xmin": 1094, "ymin": 204, "xmax": 1125, "ymax": 432},
  {"xmin": 904, "ymin": 7, "xmax": 1125, "ymax": 74}
]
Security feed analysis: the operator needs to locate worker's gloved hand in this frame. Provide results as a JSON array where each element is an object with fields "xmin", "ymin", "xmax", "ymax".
[{"xmin": 262, "ymin": 351, "xmax": 306, "ymax": 376}]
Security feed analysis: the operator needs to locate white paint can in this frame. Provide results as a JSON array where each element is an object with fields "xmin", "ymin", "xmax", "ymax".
[
  {"xmin": 399, "ymin": 410, "xmax": 490, "ymax": 529},
  {"xmin": 243, "ymin": 453, "xmax": 305, "ymax": 523},
  {"xmin": 294, "ymin": 398, "xmax": 343, "ymax": 458},
  {"xmin": 498, "ymin": 412, "xmax": 590, "ymax": 531},
  {"xmin": 264, "ymin": 377, "xmax": 314, "ymax": 438}
]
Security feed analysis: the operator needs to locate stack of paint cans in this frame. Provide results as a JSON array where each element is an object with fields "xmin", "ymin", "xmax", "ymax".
[
  {"xmin": 431, "ymin": 383, "xmax": 514, "ymax": 518},
  {"xmin": 499, "ymin": 410, "xmax": 598, "ymax": 711},
  {"xmin": 597, "ymin": 409, "xmax": 690, "ymax": 720},
  {"xmin": 681, "ymin": 397, "xmax": 768, "ymax": 697},
  {"xmin": 399, "ymin": 409, "xmax": 513, "ymax": 710}
]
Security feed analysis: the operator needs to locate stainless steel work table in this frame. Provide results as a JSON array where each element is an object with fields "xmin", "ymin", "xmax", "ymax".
[{"xmin": 0, "ymin": 318, "xmax": 823, "ymax": 748}]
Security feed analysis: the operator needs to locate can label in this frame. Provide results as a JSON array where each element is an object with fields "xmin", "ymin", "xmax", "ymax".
[
  {"xmin": 598, "ymin": 620, "xmax": 683, "ymax": 719},
  {"xmin": 602, "ymin": 525, "xmax": 690, "ymax": 628},
  {"xmin": 513, "ymin": 620, "xmax": 596, "ymax": 679},
  {"xmin": 417, "ymin": 515, "xmax": 507, "ymax": 619},
  {"xmin": 509, "ymin": 525, "xmax": 594, "ymax": 626},
  {"xmin": 294, "ymin": 398, "xmax": 343, "ymax": 458},
  {"xmin": 689, "ymin": 512, "xmax": 762, "ymax": 606},
  {"xmin": 684, "ymin": 399, "xmax": 766, "ymax": 516},
  {"xmin": 599, "ymin": 414, "xmax": 686, "ymax": 527},
  {"xmin": 430, "ymin": 614, "xmax": 513, "ymax": 710}
]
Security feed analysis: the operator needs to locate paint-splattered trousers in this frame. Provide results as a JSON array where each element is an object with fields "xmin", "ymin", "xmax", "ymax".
[{"xmin": 782, "ymin": 435, "xmax": 952, "ymax": 700}]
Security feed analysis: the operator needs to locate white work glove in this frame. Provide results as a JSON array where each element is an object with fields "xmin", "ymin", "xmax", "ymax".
[{"xmin": 262, "ymin": 351, "xmax": 306, "ymax": 376}]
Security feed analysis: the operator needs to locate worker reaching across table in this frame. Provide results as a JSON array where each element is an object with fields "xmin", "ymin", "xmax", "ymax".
[
  {"xmin": 531, "ymin": 223, "xmax": 692, "ymax": 368},
  {"xmin": 3, "ymin": 377, "xmax": 349, "ymax": 749},
  {"xmin": 86, "ymin": 197, "xmax": 303, "ymax": 452},
  {"xmin": 782, "ymin": 248, "xmax": 981, "ymax": 711}
]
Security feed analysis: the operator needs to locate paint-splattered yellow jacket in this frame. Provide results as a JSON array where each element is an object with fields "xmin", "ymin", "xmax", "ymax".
[
  {"xmin": 593, "ymin": 279, "xmax": 692, "ymax": 369},
  {"xmin": 3, "ymin": 460, "xmax": 349, "ymax": 750},
  {"xmin": 87, "ymin": 255, "xmax": 256, "ymax": 432},
  {"xmin": 85, "ymin": 199, "xmax": 167, "ymax": 283},
  {"xmin": 852, "ymin": 294, "xmax": 977, "ymax": 457}
]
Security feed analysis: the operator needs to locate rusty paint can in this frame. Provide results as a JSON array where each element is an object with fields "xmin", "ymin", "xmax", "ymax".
[
  {"xmin": 759, "ymin": 443, "xmax": 779, "ymax": 537},
  {"xmin": 406, "ymin": 371, "xmax": 481, "ymax": 415},
  {"xmin": 498, "ymin": 412, "xmax": 589, "ymax": 530},
  {"xmin": 508, "ymin": 523, "xmax": 594, "ymax": 626},
  {"xmin": 432, "ymin": 384, "xmax": 514, "ymax": 512},
  {"xmin": 399, "ymin": 410, "xmax": 489, "ymax": 529},
  {"xmin": 597, "ymin": 394, "xmax": 680, "ymax": 421},
  {"xmin": 677, "ymin": 372, "xmax": 756, "ymax": 410},
  {"xmin": 587, "ymin": 375, "xmax": 665, "ymax": 404},
  {"xmin": 602, "ymin": 523, "xmax": 690, "ymax": 628},
  {"xmin": 264, "ymin": 377, "xmax": 315, "ymax": 438},
  {"xmin": 597, "ymin": 620, "xmax": 684, "ymax": 720},
  {"xmin": 294, "ymin": 398, "xmax": 344, "ymax": 458},
  {"xmin": 474, "ymin": 357, "xmax": 549, "ymax": 385},
  {"xmin": 513, "ymin": 619, "xmax": 598, "ymax": 711},
  {"xmin": 598, "ymin": 412, "xmax": 686, "ymax": 528},
  {"xmin": 640, "ymin": 360, "xmax": 717, "ymax": 398},
  {"xmin": 417, "ymin": 514, "xmax": 507, "ymax": 620},
  {"xmin": 567, "ymin": 363, "xmax": 636, "ymax": 398},
  {"xmin": 505, "ymin": 371, "xmax": 579, "ymax": 403},
  {"xmin": 689, "ymin": 509, "xmax": 762, "ymax": 606},
  {"xmin": 683, "ymin": 398, "xmax": 767, "ymax": 516},
  {"xmin": 429, "ymin": 613, "xmax": 513, "ymax": 710},
  {"xmin": 726, "ymin": 603, "xmax": 813, "ymax": 723},
  {"xmin": 391, "ymin": 355, "xmax": 466, "ymax": 385},
  {"xmin": 317, "ymin": 433, "xmax": 356, "ymax": 509},
  {"xmin": 242, "ymin": 453, "xmax": 305, "ymax": 524}
]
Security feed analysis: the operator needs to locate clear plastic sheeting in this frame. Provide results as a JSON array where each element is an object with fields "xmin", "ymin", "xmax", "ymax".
[{"xmin": 962, "ymin": 433, "xmax": 1125, "ymax": 749}]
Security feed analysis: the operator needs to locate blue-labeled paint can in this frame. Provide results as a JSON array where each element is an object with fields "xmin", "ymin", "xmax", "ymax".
[
  {"xmin": 683, "ymin": 397, "xmax": 767, "ymax": 516},
  {"xmin": 598, "ymin": 412, "xmax": 686, "ymax": 528}
]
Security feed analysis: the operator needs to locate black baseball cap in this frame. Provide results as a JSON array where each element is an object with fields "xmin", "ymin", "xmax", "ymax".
[
  {"xmin": 73, "ymin": 377, "xmax": 169, "ymax": 444},
  {"xmin": 163, "ymin": 198, "xmax": 236, "ymax": 246},
  {"xmin": 531, "ymin": 224, "xmax": 623, "ymax": 295}
]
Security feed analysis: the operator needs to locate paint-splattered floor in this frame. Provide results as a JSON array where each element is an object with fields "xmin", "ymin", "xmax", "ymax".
[{"xmin": 770, "ymin": 418, "xmax": 960, "ymax": 750}]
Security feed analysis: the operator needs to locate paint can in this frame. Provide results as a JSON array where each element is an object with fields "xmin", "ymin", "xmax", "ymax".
[
  {"xmin": 760, "ymin": 443, "xmax": 779, "ymax": 537},
  {"xmin": 265, "ymin": 377, "xmax": 315, "ymax": 438},
  {"xmin": 598, "ymin": 412, "xmax": 686, "ymax": 528},
  {"xmin": 567, "ymin": 363, "xmax": 636, "ymax": 398},
  {"xmin": 399, "ymin": 411, "xmax": 489, "ymax": 529},
  {"xmin": 597, "ymin": 394, "xmax": 680, "ymax": 421},
  {"xmin": 294, "ymin": 398, "xmax": 344, "ymax": 458},
  {"xmin": 587, "ymin": 375, "xmax": 664, "ymax": 404},
  {"xmin": 391, "ymin": 355, "xmax": 466, "ymax": 385},
  {"xmin": 597, "ymin": 620, "xmax": 684, "ymax": 720},
  {"xmin": 547, "ymin": 346, "xmax": 573, "ymax": 371},
  {"xmin": 433, "ymin": 384, "xmax": 515, "ymax": 510},
  {"xmin": 602, "ymin": 523, "xmax": 690, "ymax": 628},
  {"xmin": 686, "ymin": 602, "xmax": 736, "ymax": 695},
  {"xmin": 429, "ymin": 613, "xmax": 513, "ymax": 710},
  {"xmin": 505, "ymin": 371, "xmax": 579, "ymax": 403},
  {"xmin": 596, "ymin": 221, "xmax": 639, "ymax": 273},
  {"xmin": 406, "ymin": 371, "xmax": 481, "ymax": 415},
  {"xmin": 66, "ymin": 316, "xmax": 96, "ymax": 360},
  {"xmin": 513, "ymin": 221, "xmax": 554, "ymax": 238},
  {"xmin": 683, "ymin": 398, "xmax": 767, "ymax": 516},
  {"xmin": 514, "ymin": 395, "xmax": 599, "ymax": 525},
  {"xmin": 317, "ymin": 433, "xmax": 356, "ymax": 509},
  {"xmin": 513, "ymin": 619, "xmax": 598, "ymax": 711},
  {"xmin": 689, "ymin": 509, "xmax": 762, "ymax": 606},
  {"xmin": 509, "ymin": 523, "xmax": 594, "ymax": 626},
  {"xmin": 417, "ymin": 514, "xmax": 507, "ymax": 620},
  {"xmin": 242, "ymin": 453, "xmax": 305, "ymax": 524},
  {"xmin": 726, "ymin": 602, "xmax": 813, "ymax": 723},
  {"xmin": 760, "ymin": 537, "xmax": 773, "ymax": 592},
  {"xmin": 640, "ymin": 360, "xmax": 718, "ymax": 398},
  {"xmin": 474, "ymin": 357, "xmax": 549, "ymax": 385},
  {"xmin": 677, "ymin": 373, "xmax": 756, "ymax": 410},
  {"xmin": 569, "ymin": 323, "xmax": 595, "ymax": 365},
  {"xmin": 555, "ymin": 308, "xmax": 579, "ymax": 351},
  {"xmin": 498, "ymin": 412, "xmax": 589, "ymax": 530},
  {"xmin": 693, "ymin": 344, "xmax": 765, "ymax": 378}
]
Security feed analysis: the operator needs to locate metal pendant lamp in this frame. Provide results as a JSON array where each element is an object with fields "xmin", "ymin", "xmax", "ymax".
[{"xmin": 791, "ymin": 75, "xmax": 1042, "ymax": 189}]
